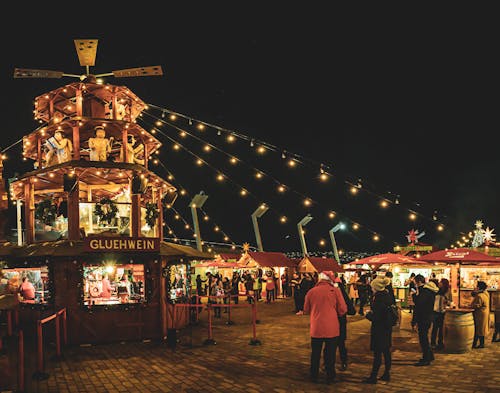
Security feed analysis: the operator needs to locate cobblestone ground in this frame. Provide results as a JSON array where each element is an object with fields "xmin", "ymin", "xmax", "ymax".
[{"xmin": 3, "ymin": 297, "xmax": 500, "ymax": 392}]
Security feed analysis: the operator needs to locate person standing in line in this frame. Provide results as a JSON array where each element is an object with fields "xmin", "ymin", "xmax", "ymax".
[
  {"xmin": 411, "ymin": 274, "xmax": 438, "ymax": 366},
  {"xmin": 471, "ymin": 281, "xmax": 490, "ymax": 349},
  {"xmin": 362, "ymin": 276, "xmax": 394, "ymax": 384},
  {"xmin": 303, "ymin": 271, "xmax": 347, "ymax": 384},
  {"xmin": 431, "ymin": 278, "xmax": 451, "ymax": 350}
]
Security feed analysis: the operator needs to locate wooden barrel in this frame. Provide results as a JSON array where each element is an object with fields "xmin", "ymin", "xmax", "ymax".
[{"xmin": 444, "ymin": 309, "xmax": 474, "ymax": 353}]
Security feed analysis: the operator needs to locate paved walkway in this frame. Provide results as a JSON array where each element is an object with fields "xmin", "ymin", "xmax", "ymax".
[{"xmin": 3, "ymin": 297, "xmax": 500, "ymax": 392}]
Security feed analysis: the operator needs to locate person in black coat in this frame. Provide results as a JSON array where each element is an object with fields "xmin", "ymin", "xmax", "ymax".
[
  {"xmin": 356, "ymin": 274, "xmax": 370, "ymax": 315},
  {"xmin": 411, "ymin": 274, "xmax": 439, "ymax": 366},
  {"xmin": 362, "ymin": 277, "xmax": 395, "ymax": 384}
]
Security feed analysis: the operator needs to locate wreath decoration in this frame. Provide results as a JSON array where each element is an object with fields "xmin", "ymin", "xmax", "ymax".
[
  {"xmin": 35, "ymin": 199, "xmax": 58, "ymax": 225},
  {"xmin": 145, "ymin": 202, "xmax": 160, "ymax": 229},
  {"xmin": 94, "ymin": 197, "xmax": 118, "ymax": 225}
]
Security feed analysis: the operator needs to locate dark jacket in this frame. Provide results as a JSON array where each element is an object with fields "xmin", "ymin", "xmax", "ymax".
[
  {"xmin": 369, "ymin": 289, "xmax": 394, "ymax": 351},
  {"xmin": 337, "ymin": 282, "xmax": 352, "ymax": 340},
  {"xmin": 412, "ymin": 283, "xmax": 438, "ymax": 325}
]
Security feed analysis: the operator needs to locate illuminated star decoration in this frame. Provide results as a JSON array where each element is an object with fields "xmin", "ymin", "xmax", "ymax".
[
  {"xmin": 483, "ymin": 227, "xmax": 496, "ymax": 246},
  {"xmin": 406, "ymin": 229, "xmax": 425, "ymax": 245},
  {"xmin": 475, "ymin": 220, "xmax": 484, "ymax": 230},
  {"xmin": 242, "ymin": 242, "xmax": 251, "ymax": 252}
]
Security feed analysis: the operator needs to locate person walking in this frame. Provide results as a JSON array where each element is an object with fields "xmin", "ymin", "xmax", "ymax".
[
  {"xmin": 195, "ymin": 274, "xmax": 207, "ymax": 303},
  {"xmin": 362, "ymin": 276, "xmax": 394, "ymax": 384},
  {"xmin": 431, "ymin": 278, "xmax": 451, "ymax": 350},
  {"xmin": 471, "ymin": 281, "xmax": 490, "ymax": 349},
  {"xmin": 303, "ymin": 271, "xmax": 347, "ymax": 384},
  {"xmin": 411, "ymin": 274, "xmax": 439, "ymax": 366},
  {"xmin": 348, "ymin": 273, "xmax": 359, "ymax": 306}
]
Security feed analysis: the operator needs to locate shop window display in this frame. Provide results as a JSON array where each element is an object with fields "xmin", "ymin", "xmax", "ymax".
[
  {"xmin": 83, "ymin": 263, "xmax": 145, "ymax": 306},
  {"xmin": 164, "ymin": 263, "xmax": 190, "ymax": 303},
  {"xmin": 0, "ymin": 266, "xmax": 50, "ymax": 304}
]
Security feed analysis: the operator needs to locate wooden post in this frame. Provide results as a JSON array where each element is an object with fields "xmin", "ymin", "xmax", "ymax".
[
  {"xmin": 67, "ymin": 176, "xmax": 80, "ymax": 240},
  {"xmin": 157, "ymin": 188, "xmax": 163, "ymax": 240},
  {"xmin": 72, "ymin": 125, "xmax": 80, "ymax": 160},
  {"xmin": 131, "ymin": 193, "xmax": 141, "ymax": 238},
  {"xmin": 143, "ymin": 142, "xmax": 149, "ymax": 170},
  {"xmin": 37, "ymin": 137, "xmax": 42, "ymax": 168},
  {"xmin": 160, "ymin": 258, "xmax": 167, "ymax": 339},
  {"xmin": 112, "ymin": 88, "xmax": 118, "ymax": 120},
  {"xmin": 75, "ymin": 89, "xmax": 83, "ymax": 116},
  {"xmin": 24, "ymin": 180, "xmax": 35, "ymax": 244},
  {"xmin": 122, "ymin": 129, "xmax": 129, "ymax": 163}
]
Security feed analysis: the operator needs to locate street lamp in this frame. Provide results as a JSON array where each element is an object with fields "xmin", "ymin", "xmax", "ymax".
[
  {"xmin": 297, "ymin": 214, "xmax": 313, "ymax": 256},
  {"xmin": 189, "ymin": 191, "xmax": 209, "ymax": 251},
  {"xmin": 251, "ymin": 203, "xmax": 269, "ymax": 251},
  {"xmin": 329, "ymin": 222, "xmax": 346, "ymax": 263}
]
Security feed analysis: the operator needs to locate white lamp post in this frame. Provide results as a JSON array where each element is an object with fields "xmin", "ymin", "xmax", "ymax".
[
  {"xmin": 251, "ymin": 203, "xmax": 269, "ymax": 251},
  {"xmin": 189, "ymin": 191, "xmax": 208, "ymax": 251},
  {"xmin": 297, "ymin": 214, "xmax": 313, "ymax": 256},
  {"xmin": 329, "ymin": 222, "xmax": 346, "ymax": 263}
]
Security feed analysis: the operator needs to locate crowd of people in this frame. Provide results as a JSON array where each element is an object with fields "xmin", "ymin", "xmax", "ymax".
[{"xmin": 300, "ymin": 270, "xmax": 498, "ymax": 385}]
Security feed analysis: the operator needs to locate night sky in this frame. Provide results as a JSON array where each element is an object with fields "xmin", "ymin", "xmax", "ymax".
[{"xmin": 0, "ymin": 8, "xmax": 498, "ymax": 254}]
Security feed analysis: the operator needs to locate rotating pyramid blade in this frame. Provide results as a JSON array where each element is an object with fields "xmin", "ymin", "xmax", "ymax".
[
  {"xmin": 13, "ymin": 68, "xmax": 64, "ymax": 78},
  {"xmin": 111, "ymin": 66, "xmax": 163, "ymax": 77},
  {"xmin": 74, "ymin": 39, "xmax": 98, "ymax": 66}
]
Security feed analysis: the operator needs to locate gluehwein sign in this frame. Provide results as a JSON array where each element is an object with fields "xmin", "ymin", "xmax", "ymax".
[{"xmin": 84, "ymin": 237, "xmax": 160, "ymax": 252}]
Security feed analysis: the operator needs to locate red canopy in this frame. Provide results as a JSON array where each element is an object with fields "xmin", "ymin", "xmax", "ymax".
[
  {"xmin": 195, "ymin": 261, "xmax": 240, "ymax": 268},
  {"xmin": 418, "ymin": 248, "xmax": 499, "ymax": 264},
  {"xmin": 246, "ymin": 251, "xmax": 296, "ymax": 268},
  {"xmin": 298, "ymin": 257, "xmax": 344, "ymax": 273},
  {"xmin": 349, "ymin": 253, "xmax": 429, "ymax": 266}
]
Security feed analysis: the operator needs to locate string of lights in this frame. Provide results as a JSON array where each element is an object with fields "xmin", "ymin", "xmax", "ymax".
[
  {"xmin": 138, "ymin": 117, "xmax": 387, "ymax": 245},
  {"xmin": 145, "ymin": 103, "xmax": 448, "ymax": 230}
]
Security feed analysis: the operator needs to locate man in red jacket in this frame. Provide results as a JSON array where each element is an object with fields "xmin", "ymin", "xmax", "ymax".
[{"xmin": 304, "ymin": 270, "xmax": 347, "ymax": 384}]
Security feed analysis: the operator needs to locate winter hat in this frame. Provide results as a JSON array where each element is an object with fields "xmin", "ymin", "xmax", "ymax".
[
  {"xmin": 371, "ymin": 277, "xmax": 391, "ymax": 292},
  {"xmin": 318, "ymin": 271, "xmax": 334, "ymax": 283},
  {"xmin": 322, "ymin": 270, "xmax": 336, "ymax": 283},
  {"xmin": 424, "ymin": 280, "xmax": 439, "ymax": 293}
]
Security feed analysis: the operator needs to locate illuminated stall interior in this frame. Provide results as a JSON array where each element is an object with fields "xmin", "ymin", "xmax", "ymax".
[{"xmin": 0, "ymin": 265, "xmax": 50, "ymax": 304}]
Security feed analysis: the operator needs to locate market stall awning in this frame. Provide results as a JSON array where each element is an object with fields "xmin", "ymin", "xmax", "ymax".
[
  {"xmin": 349, "ymin": 252, "xmax": 429, "ymax": 267},
  {"xmin": 0, "ymin": 239, "xmax": 213, "ymax": 259},
  {"xmin": 218, "ymin": 253, "xmax": 241, "ymax": 262},
  {"xmin": 194, "ymin": 260, "xmax": 240, "ymax": 268},
  {"xmin": 297, "ymin": 256, "xmax": 344, "ymax": 273},
  {"xmin": 418, "ymin": 248, "xmax": 499, "ymax": 264},
  {"xmin": 242, "ymin": 251, "xmax": 296, "ymax": 268}
]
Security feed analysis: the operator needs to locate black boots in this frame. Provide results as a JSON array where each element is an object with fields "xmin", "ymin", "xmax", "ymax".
[
  {"xmin": 473, "ymin": 336, "xmax": 485, "ymax": 349},
  {"xmin": 362, "ymin": 375, "xmax": 377, "ymax": 384},
  {"xmin": 379, "ymin": 372, "xmax": 390, "ymax": 382}
]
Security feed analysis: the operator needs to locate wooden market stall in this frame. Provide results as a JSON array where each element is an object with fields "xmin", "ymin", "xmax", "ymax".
[
  {"xmin": 238, "ymin": 251, "xmax": 297, "ymax": 297},
  {"xmin": 419, "ymin": 248, "xmax": 499, "ymax": 309},
  {"xmin": 297, "ymin": 256, "xmax": 344, "ymax": 274},
  {"xmin": 0, "ymin": 41, "xmax": 214, "ymax": 345},
  {"xmin": 346, "ymin": 252, "xmax": 432, "ymax": 306}
]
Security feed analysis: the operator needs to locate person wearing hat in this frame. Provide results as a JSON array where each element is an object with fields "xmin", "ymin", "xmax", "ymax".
[
  {"xmin": 411, "ymin": 274, "xmax": 438, "ymax": 366},
  {"xmin": 362, "ymin": 276, "xmax": 394, "ymax": 384},
  {"xmin": 303, "ymin": 270, "xmax": 347, "ymax": 384},
  {"xmin": 88, "ymin": 125, "xmax": 113, "ymax": 161}
]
